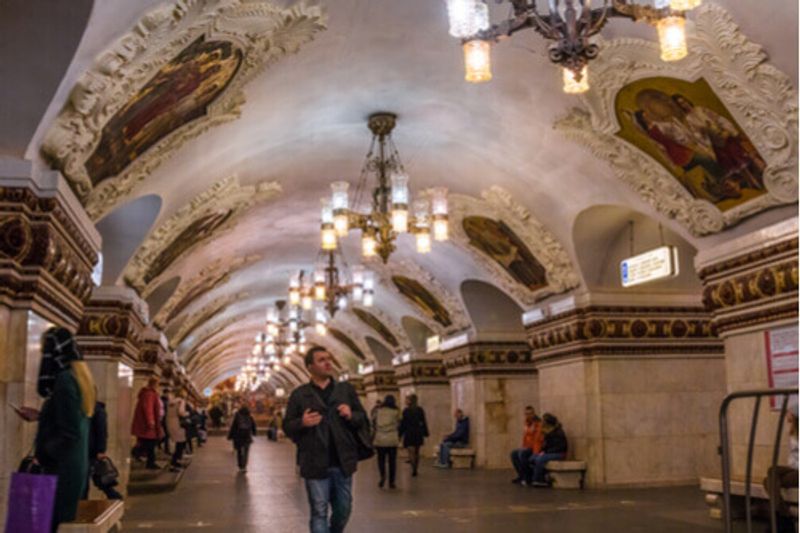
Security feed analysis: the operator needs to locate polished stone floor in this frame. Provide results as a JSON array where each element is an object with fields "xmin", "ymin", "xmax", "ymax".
[{"xmin": 123, "ymin": 437, "xmax": 724, "ymax": 532}]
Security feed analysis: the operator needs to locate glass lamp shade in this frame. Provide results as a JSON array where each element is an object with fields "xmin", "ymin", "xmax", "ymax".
[
  {"xmin": 363, "ymin": 291, "xmax": 374, "ymax": 307},
  {"xmin": 416, "ymin": 230, "xmax": 432, "ymax": 253},
  {"xmin": 391, "ymin": 172, "xmax": 409, "ymax": 209},
  {"xmin": 282, "ymin": 355, "xmax": 292, "ymax": 366},
  {"xmin": 315, "ymin": 322, "xmax": 327, "ymax": 336},
  {"xmin": 320, "ymin": 198, "xmax": 334, "ymax": 224},
  {"xmin": 669, "ymin": 0, "xmax": 700, "ymax": 10},
  {"xmin": 362, "ymin": 233, "xmax": 377, "ymax": 257},
  {"xmin": 333, "ymin": 214, "xmax": 349, "ymax": 237},
  {"xmin": 302, "ymin": 294, "xmax": 313, "ymax": 310},
  {"xmin": 331, "ymin": 181, "xmax": 349, "ymax": 210},
  {"xmin": 463, "ymin": 40, "xmax": 492, "ymax": 83},
  {"xmin": 433, "ymin": 218, "xmax": 449, "ymax": 241},
  {"xmin": 337, "ymin": 295, "xmax": 348, "ymax": 310},
  {"xmin": 563, "ymin": 66, "xmax": 589, "ymax": 94},
  {"xmin": 288, "ymin": 288, "xmax": 301, "ymax": 307},
  {"xmin": 447, "ymin": 0, "xmax": 476, "ymax": 38},
  {"xmin": 363, "ymin": 271, "xmax": 375, "ymax": 291},
  {"xmin": 321, "ymin": 225, "xmax": 337, "ymax": 250},
  {"xmin": 430, "ymin": 187, "xmax": 448, "ymax": 215},
  {"xmin": 657, "ymin": 16, "xmax": 688, "ymax": 62},
  {"xmin": 352, "ymin": 285, "xmax": 364, "ymax": 302},
  {"xmin": 314, "ymin": 283, "xmax": 326, "ymax": 301},
  {"xmin": 391, "ymin": 209, "xmax": 408, "ymax": 233}
]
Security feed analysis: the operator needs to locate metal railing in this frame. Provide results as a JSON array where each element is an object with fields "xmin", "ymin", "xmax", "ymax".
[{"xmin": 719, "ymin": 388, "xmax": 798, "ymax": 533}]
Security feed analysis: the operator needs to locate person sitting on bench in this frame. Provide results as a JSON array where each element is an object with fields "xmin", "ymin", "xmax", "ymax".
[
  {"xmin": 434, "ymin": 409, "xmax": 470, "ymax": 468},
  {"xmin": 528, "ymin": 413, "xmax": 567, "ymax": 487},
  {"xmin": 511, "ymin": 405, "xmax": 543, "ymax": 485}
]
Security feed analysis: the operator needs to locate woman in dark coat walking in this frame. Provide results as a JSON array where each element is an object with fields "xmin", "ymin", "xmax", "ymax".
[
  {"xmin": 34, "ymin": 327, "xmax": 96, "ymax": 532},
  {"xmin": 399, "ymin": 394, "xmax": 429, "ymax": 477},
  {"xmin": 227, "ymin": 405, "xmax": 257, "ymax": 472}
]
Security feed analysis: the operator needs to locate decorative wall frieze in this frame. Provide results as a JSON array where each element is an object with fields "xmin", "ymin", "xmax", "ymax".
[
  {"xmin": 447, "ymin": 187, "xmax": 580, "ymax": 305},
  {"xmin": 395, "ymin": 358, "xmax": 448, "ymax": 387},
  {"xmin": 442, "ymin": 341, "xmax": 534, "ymax": 378},
  {"xmin": 0, "ymin": 185, "xmax": 98, "ymax": 327},
  {"xmin": 341, "ymin": 374, "xmax": 365, "ymax": 396},
  {"xmin": 327, "ymin": 323, "xmax": 373, "ymax": 362},
  {"xmin": 369, "ymin": 259, "xmax": 471, "ymax": 335},
  {"xmin": 362, "ymin": 369, "xmax": 399, "ymax": 394},
  {"xmin": 525, "ymin": 304, "xmax": 723, "ymax": 364},
  {"xmin": 167, "ymin": 291, "xmax": 247, "ymax": 348},
  {"xmin": 554, "ymin": 3, "xmax": 797, "ymax": 235},
  {"xmin": 41, "ymin": 0, "xmax": 325, "ymax": 219},
  {"xmin": 696, "ymin": 220, "xmax": 798, "ymax": 337},
  {"xmin": 124, "ymin": 177, "xmax": 280, "ymax": 293},
  {"xmin": 76, "ymin": 287, "xmax": 149, "ymax": 365},
  {"xmin": 153, "ymin": 253, "xmax": 261, "ymax": 328},
  {"xmin": 348, "ymin": 305, "xmax": 411, "ymax": 352}
]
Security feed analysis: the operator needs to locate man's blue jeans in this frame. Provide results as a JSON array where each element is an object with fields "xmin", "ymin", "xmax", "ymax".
[
  {"xmin": 304, "ymin": 467, "xmax": 353, "ymax": 533},
  {"xmin": 510, "ymin": 448, "xmax": 533, "ymax": 480},
  {"xmin": 438, "ymin": 441, "xmax": 466, "ymax": 466},
  {"xmin": 529, "ymin": 452, "xmax": 566, "ymax": 483}
]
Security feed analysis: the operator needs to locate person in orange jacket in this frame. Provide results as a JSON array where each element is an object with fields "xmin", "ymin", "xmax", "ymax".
[{"xmin": 510, "ymin": 405, "xmax": 543, "ymax": 486}]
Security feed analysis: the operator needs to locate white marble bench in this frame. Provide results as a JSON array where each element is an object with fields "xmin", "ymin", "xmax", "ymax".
[
  {"xmin": 700, "ymin": 477, "xmax": 798, "ymax": 520},
  {"xmin": 546, "ymin": 460, "xmax": 587, "ymax": 489},
  {"xmin": 59, "ymin": 500, "xmax": 124, "ymax": 533},
  {"xmin": 450, "ymin": 448, "xmax": 476, "ymax": 469}
]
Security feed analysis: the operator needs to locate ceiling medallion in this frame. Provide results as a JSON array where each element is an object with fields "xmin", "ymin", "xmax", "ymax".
[
  {"xmin": 320, "ymin": 112, "xmax": 450, "ymax": 264},
  {"xmin": 446, "ymin": 0, "xmax": 702, "ymax": 93}
]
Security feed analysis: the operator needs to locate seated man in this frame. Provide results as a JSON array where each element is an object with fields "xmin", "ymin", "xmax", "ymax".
[
  {"xmin": 528, "ymin": 413, "xmax": 567, "ymax": 487},
  {"xmin": 510, "ymin": 405, "xmax": 542, "ymax": 485},
  {"xmin": 434, "ymin": 409, "xmax": 470, "ymax": 468}
]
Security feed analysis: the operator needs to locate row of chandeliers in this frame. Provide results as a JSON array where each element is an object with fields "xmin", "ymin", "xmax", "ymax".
[
  {"xmin": 449, "ymin": 0, "xmax": 702, "ymax": 93},
  {"xmin": 236, "ymin": 112, "xmax": 449, "ymax": 390}
]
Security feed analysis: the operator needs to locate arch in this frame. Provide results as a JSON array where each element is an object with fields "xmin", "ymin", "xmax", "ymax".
[
  {"xmin": 95, "ymin": 194, "xmax": 162, "ymax": 285},
  {"xmin": 0, "ymin": 0, "xmax": 93, "ymax": 157},
  {"xmin": 146, "ymin": 276, "xmax": 182, "ymax": 317},
  {"xmin": 365, "ymin": 336, "xmax": 394, "ymax": 368},
  {"xmin": 572, "ymin": 205, "xmax": 700, "ymax": 291},
  {"xmin": 460, "ymin": 280, "xmax": 524, "ymax": 337},
  {"xmin": 401, "ymin": 316, "xmax": 435, "ymax": 355}
]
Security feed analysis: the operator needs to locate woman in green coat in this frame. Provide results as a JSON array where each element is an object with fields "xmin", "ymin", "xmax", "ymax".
[{"xmin": 34, "ymin": 327, "xmax": 96, "ymax": 532}]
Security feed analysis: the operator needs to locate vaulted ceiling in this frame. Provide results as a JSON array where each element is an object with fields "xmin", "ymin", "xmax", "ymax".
[{"xmin": 1, "ymin": 0, "xmax": 797, "ymax": 392}]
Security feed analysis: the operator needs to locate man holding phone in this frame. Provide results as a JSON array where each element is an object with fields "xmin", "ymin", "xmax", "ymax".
[{"xmin": 283, "ymin": 347, "xmax": 369, "ymax": 533}]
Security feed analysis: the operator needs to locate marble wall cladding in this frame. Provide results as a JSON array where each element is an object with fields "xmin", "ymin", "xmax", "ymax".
[
  {"xmin": 723, "ymin": 329, "xmax": 795, "ymax": 480},
  {"xmin": 399, "ymin": 384, "xmax": 452, "ymax": 458},
  {"xmin": 450, "ymin": 374, "xmax": 539, "ymax": 468},
  {"xmin": 538, "ymin": 354, "xmax": 726, "ymax": 487}
]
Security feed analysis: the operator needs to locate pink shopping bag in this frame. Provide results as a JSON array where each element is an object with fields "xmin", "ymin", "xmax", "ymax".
[{"xmin": 4, "ymin": 472, "xmax": 57, "ymax": 533}]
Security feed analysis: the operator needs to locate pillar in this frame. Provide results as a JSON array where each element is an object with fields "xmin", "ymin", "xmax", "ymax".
[
  {"xmin": 696, "ymin": 217, "xmax": 798, "ymax": 480},
  {"xmin": 76, "ymin": 286, "xmax": 148, "ymax": 497},
  {"xmin": 0, "ymin": 160, "xmax": 99, "ymax": 522},
  {"xmin": 362, "ymin": 367, "xmax": 399, "ymax": 413},
  {"xmin": 395, "ymin": 356, "xmax": 450, "ymax": 457},
  {"xmin": 442, "ymin": 341, "xmax": 537, "ymax": 468},
  {"xmin": 526, "ymin": 293, "xmax": 725, "ymax": 487},
  {"xmin": 340, "ymin": 374, "xmax": 367, "ymax": 406}
]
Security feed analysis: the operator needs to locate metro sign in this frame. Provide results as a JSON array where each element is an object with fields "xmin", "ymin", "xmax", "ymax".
[{"xmin": 620, "ymin": 246, "xmax": 679, "ymax": 288}]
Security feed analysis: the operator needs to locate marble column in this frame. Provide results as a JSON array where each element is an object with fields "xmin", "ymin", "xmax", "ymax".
[
  {"xmin": 695, "ymin": 217, "xmax": 798, "ymax": 481},
  {"xmin": 340, "ymin": 374, "xmax": 367, "ymax": 406},
  {"xmin": 134, "ymin": 329, "xmax": 167, "ymax": 399},
  {"xmin": 526, "ymin": 292, "xmax": 725, "ymax": 487},
  {"xmin": 76, "ymin": 286, "xmax": 149, "ymax": 498},
  {"xmin": 362, "ymin": 368, "xmax": 399, "ymax": 413},
  {"xmin": 442, "ymin": 341, "xmax": 537, "ymax": 469},
  {"xmin": 395, "ymin": 356, "xmax": 450, "ymax": 458},
  {"xmin": 0, "ymin": 160, "xmax": 99, "ymax": 523}
]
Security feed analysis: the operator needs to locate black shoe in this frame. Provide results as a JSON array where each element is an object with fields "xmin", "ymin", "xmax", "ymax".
[
  {"xmin": 412, "ymin": 470, "xmax": 418, "ymax": 477},
  {"xmin": 145, "ymin": 464, "xmax": 160, "ymax": 470},
  {"xmin": 389, "ymin": 483, "xmax": 396, "ymax": 489},
  {"xmin": 511, "ymin": 477, "xmax": 522, "ymax": 484},
  {"xmin": 379, "ymin": 478, "xmax": 385, "ymax": 488}
]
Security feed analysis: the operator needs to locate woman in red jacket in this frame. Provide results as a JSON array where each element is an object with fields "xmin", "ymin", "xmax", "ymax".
[{"xmin": 131, "ymin": 377, "xmax": 162, "ymax": 469}]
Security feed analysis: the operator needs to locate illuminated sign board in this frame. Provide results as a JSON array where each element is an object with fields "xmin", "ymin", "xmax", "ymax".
[
  {"xmin": 620, "ymin": 246, "xmax": 679, "ymax": 288},
  {"xmin": 426, "ymin": 335, "xmax": 441, "ymax": 353}
]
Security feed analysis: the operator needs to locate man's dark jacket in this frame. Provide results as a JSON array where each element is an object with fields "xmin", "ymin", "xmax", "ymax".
[
  {"xmin": 444, "ymin": 416, "xmax": 470, "ymax": 444},
  {"xmin": 283, "ymin": 380, "xmax": 369, "ymax": 479}
]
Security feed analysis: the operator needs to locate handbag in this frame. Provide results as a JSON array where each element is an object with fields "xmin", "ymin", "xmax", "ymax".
[
  {"xmin": 3, "ymin": 472, "xmax": 57, "ymax": 533},
  {"xmin": 92, "ymin": 456, "xmax": 120, "ymax": 488},
  {"xmin": 17, "ymin": 444, "xmax": 42, "ymax": 475}
]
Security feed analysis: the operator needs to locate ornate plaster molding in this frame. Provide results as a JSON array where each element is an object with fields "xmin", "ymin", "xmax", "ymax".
[
  {"xmin": 168, "ymin": 291, "xmax": 247, "ymax": 347},
  {"xmin": 395, "ymin": 358, "xmax": 448, "ymax": 386},
  {"xmin": 124, "ymin": 176, "xmax": 280, "ymax": 294},
  {"xmin": 442, "ymin": 341, "xmax": 534, "ymax": 378},
  {"xmin": 369, "ymin": 259, "xmax": 472, "ymax": 335},
  {"xmin": 348, "ymin": 305, "xmax": 412, "ymax": 353},
  {"xmin": 362, "ymin": 369, "xmax": 398, "ymax": 393},
  {"xmin": 153, "ymin": 253, "xmax": 261, "ymax": 328},
  {"xmin": 554, "ymin": 3, "xmax": 797, "ymax": 236},
  {"xmin": 41, "ymin": 0, "xmax": 325, "ymax": 219},
  {"xmin": 447, "ymin": 187, "xmax": 580, "ymax": 306},
  {"xmin": 327, "ymin": 323, "xmax": 373, "ymax": 363}
]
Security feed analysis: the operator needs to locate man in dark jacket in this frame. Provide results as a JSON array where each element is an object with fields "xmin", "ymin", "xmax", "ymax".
[
  {"xmin": 528, "ymin": 413, "xmax": 568, "ymax": 487},
  {"xmin": 227, "ymin": 405, "xmax": 257, "ymax": 472},
  {"xmin": 434, "ymin": 409, "xmax": 470, "ymax": 468},
  {"xmin": 283, "ymin": 347, "xmax": 369, "ymax": 533}
]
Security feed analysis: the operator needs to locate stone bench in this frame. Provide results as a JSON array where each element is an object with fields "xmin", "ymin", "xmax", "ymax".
[
  {"xmin": 700, "ymin": 477, "xmax": 798, "ymax": 520},
  {"xmin": 450, "ymin": 448, "xmax": 476, "ymax": 469},
  {"xmin": 59, "ymin": 500, "xmax": 124, "ymax": 533},
  {"xmin": 545, "ymin": 460, "xmax": 587, "ymax": 489}
]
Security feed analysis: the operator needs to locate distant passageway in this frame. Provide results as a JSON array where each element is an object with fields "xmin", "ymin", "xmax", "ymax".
[{"xmin": 123, "ymin": 437, "xmax": 722, "ymax": 532}]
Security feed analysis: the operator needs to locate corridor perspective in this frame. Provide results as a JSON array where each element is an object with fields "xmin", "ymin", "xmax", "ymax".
[{"xmin": 0, "ymin": 0, "xmax": 798, "ymax": 532}]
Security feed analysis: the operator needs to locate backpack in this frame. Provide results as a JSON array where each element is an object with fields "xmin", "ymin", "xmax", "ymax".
[{"xmin": 237, "ymin": 414, "xmax": 253, "ymax": 433}]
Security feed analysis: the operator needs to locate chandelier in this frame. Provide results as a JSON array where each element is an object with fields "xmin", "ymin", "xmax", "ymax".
[
  {"xmin": 320, "ymin": 112, "xmax": 450, "ymax": 264},
  {"xmin": 289, "ymin": 246, "xmax": 375, "ymax": 326},
  {"xmin": 446, "ymin": 0, "xmax": 702, "ymax": 93}
]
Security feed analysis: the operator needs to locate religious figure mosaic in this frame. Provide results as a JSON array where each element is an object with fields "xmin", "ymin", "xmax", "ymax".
[
  {"xmin": 462, "ymin": 216, "xmax": 548, "ymax": 292},
  {"xmin": 616, "ymin": 77, "xmax": 767, "ymax": 212},
  {"xmin": 85, "ymin": 36, "xmax": 242, "ymax": 186},
  {"xmin": 328, "ymin": 328, "xmax": 367, "ymax": 361},
  {"xmin": 391, "ymin": 276, "xmax": 453, "ymax": 328},
  {"xmin": 352, "ymin": 308, "xmax": 399, "ymax": 348}
]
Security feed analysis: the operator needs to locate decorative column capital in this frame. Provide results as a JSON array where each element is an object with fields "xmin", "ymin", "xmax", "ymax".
[
  {"xmin": 362, "ymin": 368, "xmax": 398, "ymax": 395},
  {"xmin": 76, "ymin": 286, "xmax": 148, "ymax": 366},
  {"xmin": 395, "ymin": 358, "xmax": 448, "ymax": 387},
  {"xmin": 695, "ymin": 219, "xmax": 798, "ymax": 337},
  {"xmin": 442, "ymin": 341, "xmax": 533, "ymax": 378},
  {"xmin": 340, "ymin": 374, "xmax": 365, "ymax": 396}
]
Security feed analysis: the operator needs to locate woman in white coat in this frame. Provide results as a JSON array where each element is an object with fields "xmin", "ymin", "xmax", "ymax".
[{"xmin": 166, "ymin": 390, "xmax": 188, "ymax": 470}]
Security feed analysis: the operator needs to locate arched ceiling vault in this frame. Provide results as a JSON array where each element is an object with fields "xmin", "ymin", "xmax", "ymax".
[{"xmin": 8, "ymin": 0, "xmax": 796, "ymax": 389}]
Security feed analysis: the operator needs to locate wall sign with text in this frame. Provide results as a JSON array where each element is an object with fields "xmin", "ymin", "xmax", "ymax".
[
  {"xmin": 620, "ymin": 246, "xmax": 679, "ymax": 288},
  {"xmin": 764, "ymin": 325, "xmax": 799, "ymax": 409}
]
